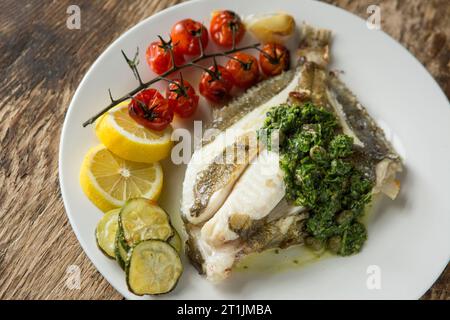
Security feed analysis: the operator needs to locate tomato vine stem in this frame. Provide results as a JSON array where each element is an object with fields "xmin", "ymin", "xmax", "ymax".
[{"xmin": 82, "ymin": 34, "xmax": 260, "ymax": 127}]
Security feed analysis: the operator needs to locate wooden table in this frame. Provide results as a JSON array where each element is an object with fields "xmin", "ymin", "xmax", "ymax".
[{"xmin": 0, "ymin": 0, "xmax": 448, "ymax": 300}]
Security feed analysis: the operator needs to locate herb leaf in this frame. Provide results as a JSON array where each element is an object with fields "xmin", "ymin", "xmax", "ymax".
[{"xmin": 261, "ymin": 103, "xmax": 373, "ymax": 256}]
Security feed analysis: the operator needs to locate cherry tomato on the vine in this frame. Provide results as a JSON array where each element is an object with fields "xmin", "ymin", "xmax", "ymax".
[
  {"xmin": 199, "ymin": 65, "xmax": 234, "ymax": 103},
  {"xmin": 146, "ymin": 40, "xmax": 185, "ymax": 75},
  {"xmin": 225, "ymin": 52, "xmax": 260, "ymax": 89},
  {"xmin": 210, "ymin": 10, "xmax": 245, "ymax": 48},
  {"xmin": 146, "ymin": 41, "xmax": 185, "ymax": 75},
  {"xmin": 166, "ymin": 79, "xmax": 199, "ymax": 118},
  {"xmin": 259, "ymin": 43, "xmax": 290, "ymax": 77},
  {"xmin": 128, "ymin": 88, "xmax": 174, "ymax": 131},
  {"xmin": 170, "ymin": 19, "xmax": 209, "ymax": 56}
]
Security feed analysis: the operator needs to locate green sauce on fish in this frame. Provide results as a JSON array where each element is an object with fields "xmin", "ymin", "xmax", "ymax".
[{"xmin": 261, "ymin": 103, "xmax": 373, "ymax": 256}]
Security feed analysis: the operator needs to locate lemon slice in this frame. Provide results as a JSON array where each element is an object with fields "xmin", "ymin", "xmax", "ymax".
[
  {"xmin": 95, "ymin": 101, "xmax": 173, "ymax": 163},
  {"xmin": 80, "ymin": 145, "xmax": 163, "ymax": 212}
]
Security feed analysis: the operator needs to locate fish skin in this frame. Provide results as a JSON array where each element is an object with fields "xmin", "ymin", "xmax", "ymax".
[
  {"xmin": 297, "ymin": 23, "xmax": 332, "ymax": 68},
  {"xmin": 240, "ymin": 213, "xmax": 309, "ymax": 254},
  {"xmin": 325, "ymin": 69, "xmax": 403, "ymax": 195},
  {"xmin": 188, "ymin": 133, "xmax": 259, "ymax": 224},
  {"xmin": 327, "ymin": 73, "xmax": 399, "ymax": 161},
  {"xmin": 206, "ymin": 70, "xmax": 296, "ymax": 137},
  {"xmin": 291, "ymin": 61, "xmax": 330, "ymax": 108},
  {"xmin": 230, "ymin": 199, "xmax": 307, "ymax": 245},
  {"xmin": 186, "ymin": 212, "xmax": 309, "ymax": 282}
]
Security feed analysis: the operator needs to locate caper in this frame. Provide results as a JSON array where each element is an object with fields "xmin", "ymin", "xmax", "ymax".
[
  {"xmin": 336, "ymin": 210, "xmax": 353, "ymax": 225},
  {"xmin": 309, "ymin": 145, "xmax": 327, "ymax": 162},
  {"xmin": 305, "ymin": 236, "xmax": 324, "ymax": 251},
  {"xmin": 327, "ymin": 236, "xmax": 342, "ymax": 254}
]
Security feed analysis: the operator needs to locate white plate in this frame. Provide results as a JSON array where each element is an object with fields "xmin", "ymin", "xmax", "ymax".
[{"xmin": 59, "ymin": 0, "xmax": 450, "ymax": 299}]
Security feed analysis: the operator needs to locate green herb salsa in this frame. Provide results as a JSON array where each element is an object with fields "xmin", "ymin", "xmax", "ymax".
[{"xmin": 260, "ymin": 102, "xmax": 373, "ymax": 256}]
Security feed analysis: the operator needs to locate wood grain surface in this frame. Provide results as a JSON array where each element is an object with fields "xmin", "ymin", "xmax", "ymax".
[{"xmin": 0, "ymin": 0, "xmax": 448, "ymax": 300}]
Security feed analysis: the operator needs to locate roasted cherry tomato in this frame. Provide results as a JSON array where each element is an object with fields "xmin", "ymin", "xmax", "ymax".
[
  {"xmin": 210, "ymin": 10, "xmax": 245, "ymax": 47},
  {"xmin": 165, "ymin": 78, "xmax": 199, "ymax": 118},
  {"xmin": 128, "ymin": 88, "xmax": 174, "ymax": 131},
  {"xmin": 170, "ymin": 19, "xmax": 209, "ymax": 56},
  {"xmin": 199, "ymin": 65, "xmax": 234, "ymax": 103},
  {"xmin": 146, "ymin": 40, "xmax": 185, "ymax": 75},
  {"xmin": 259, "ymin": 43, "xmax": 290, "ymax": 77},
  {"xmin": 225, "ymin": 52, "xmax": 260, "ymax": 89}
]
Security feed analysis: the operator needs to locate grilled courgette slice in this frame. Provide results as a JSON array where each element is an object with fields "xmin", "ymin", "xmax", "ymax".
[
  {"xmin": 168, "ymin": 228, "xmax": 182, "ymax": 253},
  {"xmin": 119, "ymin": 198, "xmax": 173, "ymax": 249},
  {"xmin": 115, "ymin": 228, "xmax": 129, "ymax": 269},
  {"xmin": 126, "ymin": 240, "xmax": 183, "ymax": 295},
  {"xmin": 96, "ymin": 208, "xmax": 120, "ymax": 258}
]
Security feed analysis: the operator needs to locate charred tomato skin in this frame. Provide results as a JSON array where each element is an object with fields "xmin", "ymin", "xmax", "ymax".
[
  {"xmin": 166, "ymin": 79, "xmax": 199, "ymax": 118},
  {"xmin": 128, "ymin": 88, "xmax": 174, "ymax": 131},
  {"xmin": 259, "ymin": 43, "xmax": 290, "ymax": 77},
  {"xmin": 199, "ymin": 65, "xmax": 234, "ymax": 103},
  {"xmin": 170, "ymin": 19, "xmax": 209, "ymax": 56},
  {"xmin": 146, "ymin": 41, "xmax": 185, "ymax": 75},
  {"xmin": 210, "ymin": 10, "xmax": 245, "ymax": 47},
  {"xmin": 225, "ymin": 52, "xmax": 260, "ymax": 89}
]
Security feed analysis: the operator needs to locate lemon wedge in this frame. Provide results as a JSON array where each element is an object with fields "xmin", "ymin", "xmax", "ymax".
[
  {"xmin": 95, "ymin": 101, "xmax": 173, "ymax": 163},
  {"xmin": 80, "ymin": 145, "xmax": 163, "ymax": 212}
]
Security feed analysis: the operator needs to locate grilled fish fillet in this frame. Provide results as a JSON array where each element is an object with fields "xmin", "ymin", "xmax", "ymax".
[
  {"xmin": 201, "ymin": 149, "xmax": 286, "ymax": 246},
  {"xmin": 181, "ymin": 23, "xmax": 402, "ymax": 282},
  {"xmin": 186, "ymin": 210, "xmax": 309, "ymax": 282},
  {"xmin": 181, "ymin": 69, "xmax": 301, "ymax": 225}
]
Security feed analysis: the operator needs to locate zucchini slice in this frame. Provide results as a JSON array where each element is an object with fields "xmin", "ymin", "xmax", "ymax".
[
  {"xmin": 115, "ymin": 229, "xmax": 129, "ymax": 269},
  {"xmin": 96, "ymin": 208, "xmax": 120, "ymax": 258},
  {"xmin": 126, "ymin": 240, "xmax": 183, "ymax": 295},
  {"xmin": 119, "ymin": 198, "xmax": 173, "ymax": 248},
  {"xmin": 168, "ymin": 228, "xmax": 182, "ymax": 253}
]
